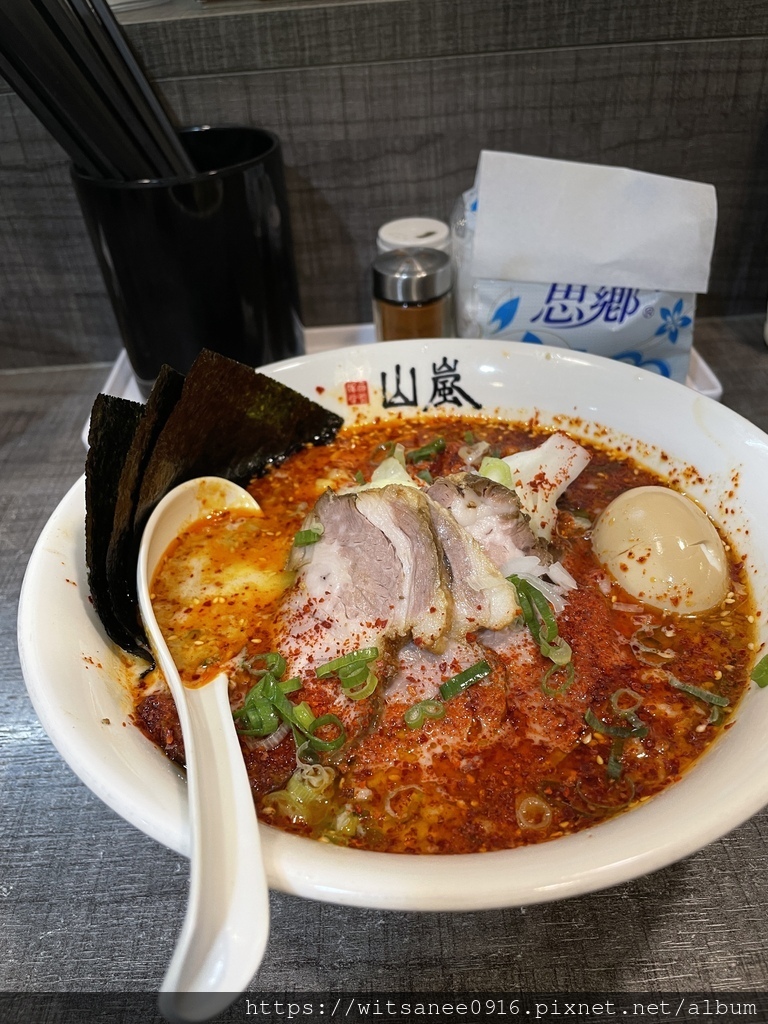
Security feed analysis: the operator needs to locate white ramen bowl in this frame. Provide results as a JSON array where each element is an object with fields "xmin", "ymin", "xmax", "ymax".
[{"xmin": 18, "ymin": 339, "xmax": 768, "ymax": 910}]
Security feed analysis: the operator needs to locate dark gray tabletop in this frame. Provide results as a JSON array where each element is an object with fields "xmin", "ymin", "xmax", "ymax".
[{"xmin": 2, "ymin": 319, "xmax": 768, "ymax": 1016}]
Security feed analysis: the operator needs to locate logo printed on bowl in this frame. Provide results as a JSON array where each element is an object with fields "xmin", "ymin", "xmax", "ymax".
[{"xmin": 381, "ymin": 358, "xmax": 482, "ymax": 411}]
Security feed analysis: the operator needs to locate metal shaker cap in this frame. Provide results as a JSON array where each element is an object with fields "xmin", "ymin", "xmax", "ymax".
[{"xmin": 372, "ymin": 247, "xmax": 452, "ymax": 304}]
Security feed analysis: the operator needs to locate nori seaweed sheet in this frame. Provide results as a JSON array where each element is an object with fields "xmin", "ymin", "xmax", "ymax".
[
  {"xmin": 105, "ymin": 364, "xmax": 185, "ymax": 659},
  {"xmin": 85, "ymin": 349, "xmax": 345, "ymax": 658},
  {"xmin": 133, "ymin": 349, "xmax": 344, "ymax": 532},
  {"xmin": 85, "ymin": 393, "xmax": 145, "ymax": 654}
]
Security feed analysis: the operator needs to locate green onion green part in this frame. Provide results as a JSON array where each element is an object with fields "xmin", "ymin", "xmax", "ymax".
[
  {"xmin": 610, "ymin": 688, "xmax": 644, "ymax": 715},
  {"xmin": 606, "ymin": 738, "xmax": 625, "ymax": 780},
  {"xmin": 233, "ymin": 650, "xmax": 348, "ymax": 753},
  {"xmin": 403, "ymin": 698, "xmax": 446, "ymax": 730},
  {"xmin": 541, "ymin": 660, "xmax": 575, "ymax": 697},
  {"xmin": 293, "ymin": 525, "xmax": 324, "ymax": 547},
  {"xmin": 750, "ymin": 653, "xmax": 768, "ymax": 688},
  {"xmin": 343, "ymin": 671, "xmax": 379, "ymax": 701},
  {"xmin": 584, "ymin": 706, "xmax": 648, "ymax": 740},
  {"xmin": 406, "ymin": 437, "xmax": 446, "ymax": 463},
  {"xmin": 508, "ymin": 574, "xmax": 573, "ymax": 670},
  {"xmin": 306, "ymin": 714, "xmax": 346, "ymax": 751},
  {"xmin": 439, "ymin": 660, "xmax": 492, "ymax": 701},
  {"xmin": 669, "ymin": 676, "xmax": 729, "ymax": 707},
  {"xmin": 316, "ymin": 647, "xmax": 379, "ymax": 679},
  {"xmin": 244, "ymin": 650, "xmax": 287, "ymax": 679}
]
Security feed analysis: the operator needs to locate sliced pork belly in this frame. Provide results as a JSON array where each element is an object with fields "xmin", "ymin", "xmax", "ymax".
[
  {"xmin": 340, "ymin": 637, "xmax": 510, "ymax": 780},
  {"xmin": 427, "ymin": 472, "xmax": 544, "ymax": 568},
  {"xmin": 275, "ymin": 485, "xmax": 450, "ymax": 734},
  {"xmin": 425, "ymin": 500, "xmax": 520, "ymax": 636},
  {"xmin": 278, "ymin": 490, "xmax": 398, "ymax": 733},
  {"xmin": 354, "ymin": 484, "xmax": 450, "ymax": 650}
]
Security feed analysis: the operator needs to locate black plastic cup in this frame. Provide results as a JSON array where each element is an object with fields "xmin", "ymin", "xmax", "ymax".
[{"xmin": 72, "ymin": 125, "xmax": 304, "ymax": 397}]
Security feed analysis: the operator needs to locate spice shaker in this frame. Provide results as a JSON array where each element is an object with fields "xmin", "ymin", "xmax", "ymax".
[
  {"xmin": 377, "ymin": 217, "xmax": 451, "ymax": 254},
  {"xmin": 372, "ymin": 247, "xmax": 453, "ymax": 341}
]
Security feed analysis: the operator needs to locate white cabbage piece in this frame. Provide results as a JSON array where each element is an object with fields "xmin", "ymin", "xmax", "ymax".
[{"xmin": 502, "ymin": 432, "xmax": 591, "ymax": 542}]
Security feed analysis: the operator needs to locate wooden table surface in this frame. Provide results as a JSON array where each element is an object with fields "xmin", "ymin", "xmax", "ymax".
[{"xmin": 2, "ymin": 319, "xmax": 767, "ymax": 1019}]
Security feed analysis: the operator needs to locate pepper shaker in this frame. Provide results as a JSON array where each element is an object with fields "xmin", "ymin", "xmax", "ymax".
[{"xmin": 372, "ymin": 247, "xmax": 453, "ymax": 341}]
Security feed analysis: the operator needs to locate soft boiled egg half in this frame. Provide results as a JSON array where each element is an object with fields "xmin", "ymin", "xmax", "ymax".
[{"xmin": 591, "ymin": 486, "xmax": 729, "ymax": 614}]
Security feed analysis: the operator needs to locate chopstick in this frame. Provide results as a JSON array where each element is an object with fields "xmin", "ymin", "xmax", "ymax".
[
  {"xmin": 0, "ymin": 0, "xmax": 196, "ymax": 181},
  {"xmin": 69, "ymin": 0, "xmax": 195, "ymax": 177},
  {"xmin": 0, "ymin": 2, "xmax": 153, "ymax": 179},
  {"xmin": 0, "ymin": 8, "xmax": 128, "ymax": 178},
  {"xmin": 29, "ymin": 0, "xmax": 179, "ymax": 179},
  {"xmin": 0, "ymin": 47, "xmax": 106, "ymax": 178}
]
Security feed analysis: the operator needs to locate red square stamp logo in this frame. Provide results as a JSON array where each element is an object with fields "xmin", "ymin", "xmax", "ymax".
[{"xmin": 344, "ymin": 380, "xmax": 370, "ymax": 406}]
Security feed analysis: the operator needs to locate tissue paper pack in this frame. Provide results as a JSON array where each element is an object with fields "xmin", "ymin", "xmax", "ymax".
[{"xmin": 452, "ymin": 153, "xmax": 718, "ymax": 383}]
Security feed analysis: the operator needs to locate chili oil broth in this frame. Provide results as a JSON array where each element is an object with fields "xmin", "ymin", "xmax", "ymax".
[{"xmin": 136, "ymin": 414, "xmax": 756, "ymax": 855}]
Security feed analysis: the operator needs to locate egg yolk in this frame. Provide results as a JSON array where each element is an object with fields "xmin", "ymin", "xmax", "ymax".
[{"xmin": 591, "ymin": 486, "xmax": 728, "ymax": 614}]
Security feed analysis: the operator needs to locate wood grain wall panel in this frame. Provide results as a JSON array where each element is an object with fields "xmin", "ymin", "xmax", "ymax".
[
  {"xmin": 0, "ymin": 0, "xmax": 767, "ymax": 366},
  {"xmin": 158, "ymin": 36, "xmax": 768, "ymax": 326},
  {"xmin": 75, "ymin": 0, "xmax": 768, "ymax": 79}
]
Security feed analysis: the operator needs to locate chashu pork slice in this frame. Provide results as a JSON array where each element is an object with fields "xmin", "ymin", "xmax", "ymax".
[
  {"xmin": 353, "ymin": 484, "xmax": 450, "ymax": 650},
  {"xmin": 276, "ymin": 485, "xmax": 450, "ymax": 735},
  {"xmin": 425, "ymin": 499, "xmax": 520, "ymax": 637},
  {"xmin": 427, "ymin": 472, "xmax": 546, "ymax": 569}
]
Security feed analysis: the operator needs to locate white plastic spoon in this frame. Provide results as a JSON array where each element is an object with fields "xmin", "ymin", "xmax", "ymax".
[{"xmin": 136, "ymin": 476, "xmax": 269, "ymax": 1024}]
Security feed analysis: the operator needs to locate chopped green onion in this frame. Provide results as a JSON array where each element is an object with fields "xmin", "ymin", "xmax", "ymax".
[
  {"xmin": 370, "ymin": 440, "xmax": 397, "ymax": 464},
  {"xmin": 751, "ymin": 653, "xmax": 768, "ymax": 688},
  {"xmin": 479, "ymin": 456, "xmax": 513, "ymax": 489},
  {"xmin": 293, "ymin": 525, "xmax": 324, "ymax": 546},
  {"xmin": 233, "ymin": 692, "xmax": 280, "ymax": 737},
  {"xmin": 234, "ymin": 652, "xmax": 347, "ymax": 753},
  {"xmin": 406, "ymin": 437, "xmax": 446, "ymax": 463},
  {"xmin": 292, "ymin": 701, "xmax": 316, "ymax": 732},
  {"xmin": 606, "ymin": 738, "xmax": 625, "ymax": 780},
  {"xmin": 541, "ymin": 660, "xmax": 575, "ymax": 697},
  {"xmin": 708, "ymin": 704, "xmax": 726, "ymax": 726},
  {"xmin": 669, "ymin": 676, "xmax": 729, "ymax": 707},
  {"xmin": 316, "ymin": 647, "xmax": 379, "ymax": 679},
  {"xmin": 574, "ymin": 777, "xmax": 636, "ymax": 811},
  {"xmin": 416, "ymin": 468, "xmax": 434, "ymax": 485},
  {"xmin": 439, "ymin": 660, "xmax": 492, "ymax": 700},
  {"xmin": 263, "ymin": 763, "xmax": 337, "ymax": 824},
  {"xmin": 584, "ymin": 706, "xmax": 648, "ymax": 740},
  {"xmin": 403, "ymin": 698, "xmax": 446, "ymax": 730},
  {"xmin": 508, "ymin": 574, "xmax": 573, "ymax": 669},
  {"xmin": 279, "ymin": 676, "xmax": 302, "ymax": 695},
  {"xmin": 344, "ymin": 671, "xmax": 379, "ymax": 701},
  {"xmin": 610, "ymin": 688, "xmax": 643, "ymax": 715},
  {"xmin": 464, "ymin": 430, "xmax": 477, "ymax": 444},
  {"xmin": 306, "ymin": 713, "xmax": 346, "ymax": 751},
  {"xmin": 244, "ymin": 650, "xmax": 287, "ymax": 678},
  {"xmin": 540, "ymin": 634, "xmax": 572, "ymax": 666},
  {"xmin": 354, "ymin": 470, "xmax": 366, "ymax": 485}
]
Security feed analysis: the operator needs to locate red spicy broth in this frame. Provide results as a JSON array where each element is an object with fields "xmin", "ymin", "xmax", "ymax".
[{"xmin": 137, "ymin": 413, "xmax": 756, "ymax": 854}]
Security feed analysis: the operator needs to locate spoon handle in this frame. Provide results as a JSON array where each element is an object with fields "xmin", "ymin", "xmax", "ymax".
[{"xmin": 159, "ymin": 672, "xmax": 269, "ymax": 1022}]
